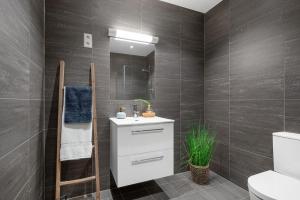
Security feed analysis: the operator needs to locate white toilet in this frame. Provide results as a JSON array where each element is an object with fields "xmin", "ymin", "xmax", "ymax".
[{"xmin": 248, "ymin": 132, "xmax": 300, "ymax": 200}]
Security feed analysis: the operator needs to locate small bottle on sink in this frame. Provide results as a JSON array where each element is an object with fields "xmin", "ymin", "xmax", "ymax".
[{"xmin": 116, "ymin": 107, "xmax": 126, "ymax": 119}]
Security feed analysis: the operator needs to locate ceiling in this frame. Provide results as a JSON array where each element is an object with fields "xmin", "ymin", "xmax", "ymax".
[{"xmin": 160, "ymin": 0, "xmax": 223, "ymax": 13}]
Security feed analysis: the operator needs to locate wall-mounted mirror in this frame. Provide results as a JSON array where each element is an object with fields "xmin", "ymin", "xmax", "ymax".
[{"xmin": 110, "ymin": 37, "xmax": 156, "ymax": 100}]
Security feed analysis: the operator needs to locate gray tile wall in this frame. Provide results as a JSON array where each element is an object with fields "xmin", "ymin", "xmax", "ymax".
[
  {"xmin": 204, "ymin": 0, "xmax": 300, "ymax": 189},
  {"xmin": 45, "ymin": 0, "xmax": 204, "ymax": 198},
  {"xmin": 0, "ymin": 0, "xmax": 45, "ymax": 199}
]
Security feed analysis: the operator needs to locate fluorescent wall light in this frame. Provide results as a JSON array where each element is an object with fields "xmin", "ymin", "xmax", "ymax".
[{"xmin": 109, "ymin": 28, "xmax": 159, "ymax": 44}]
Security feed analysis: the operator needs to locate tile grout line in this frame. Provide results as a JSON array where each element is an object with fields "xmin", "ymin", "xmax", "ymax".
[
  {"xmin": 228, "ymin": 0, "xmax": 231, "ymax": 179},
  {"xmin": 0, "ymin": 130, "xmax": 43, "ymax": 160},
  {"xmin": 179, "ymin": 18, "xmax": 183, "ymax": 173}
]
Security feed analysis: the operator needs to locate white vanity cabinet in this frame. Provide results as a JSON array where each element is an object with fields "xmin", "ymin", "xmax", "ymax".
[{"xmin": 110, "ymin": 117, "xmax": 174, "ymax": 187}]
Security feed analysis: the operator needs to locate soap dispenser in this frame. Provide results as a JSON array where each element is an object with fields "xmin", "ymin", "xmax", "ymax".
[{"xmin": 116, "ymin": 107, "xmax": 126, "ymax": 119}]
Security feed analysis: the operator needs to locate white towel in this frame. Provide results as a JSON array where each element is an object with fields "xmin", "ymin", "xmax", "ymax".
[{"xmin": 60, "ymin": 87, "xmax": 93, "ymax": 161}]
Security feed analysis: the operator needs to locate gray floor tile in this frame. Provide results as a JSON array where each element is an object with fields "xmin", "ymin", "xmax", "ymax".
[{"xmin": 70, "ymin": 171, "xmax": 249, "ymax": 200}]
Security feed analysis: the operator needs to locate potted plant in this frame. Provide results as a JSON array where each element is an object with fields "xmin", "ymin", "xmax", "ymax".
[
  {"xmin": 186, "ymin": 125, "xmax": 215, "ymax": 184},
  {"xmin": 134, "ymin": 99, "xmax": 156, "ymax": 117}
]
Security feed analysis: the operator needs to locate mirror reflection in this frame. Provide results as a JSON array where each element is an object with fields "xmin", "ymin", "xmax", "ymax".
[{"xmin": 110, "ymin": 38, "xmax": 155, "ymax": 100}]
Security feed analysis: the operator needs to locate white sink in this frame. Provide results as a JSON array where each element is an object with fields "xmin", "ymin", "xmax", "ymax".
[{"xmin": 109, "ymin": 116, "xmax": 174, "ymax": 126}]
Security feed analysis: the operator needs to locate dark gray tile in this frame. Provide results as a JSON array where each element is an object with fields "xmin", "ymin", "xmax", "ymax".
[
  {"xmin": 92, "ymin": 0, "xmax": 140, "ymax": 31},
  {"xmin": 230, "ymin": 124, "xmax": 273, "ymax": 158},
  {"xmin": 204, "ymin": 55, "xmax": 229, "ymax": 81},
  {"xmin": 0, "ymin": 141, "xmax": 30, "ymax": 200},
  {"xmin": 0, "ymin": 99, "xmax": 30, "ymax": 158},
  {"xmin": 230, "ymin": 74, "xmax": 284, "ymax": 100},
  {"xmin": 29, "ymin": 100, "xmax": 44, "ymax": 137},
  {"xmin": 29, "ymin": 132, "xmax": 44, "ymax": 176},
  {"xmin": 205, "ymin": 120, "xmax": 229, "ymax": 145},
  {"xmin": 182, "ymin": 21, "xmax": 204, "ymax": 41},
  {"xmin": 205, "ymin": 78, "xmax": 229, "ymax": 101},
  {"xmin": 230, "ymin": 36, "xmax": 284, "ymax": 79},
  {"xmin": 181, "ymin": 49, "xmax": 204, "ymax": 81},
  {"xmin": 285, "ymin": 100, "xmax": 300, "ymax": 133},
  {"xmin": 29, "ymin": 168, "xmax": 44, "ymax": 200},
  {"xmin": 181, "ymin": 80, "xmax": 203, "ymax": 104},
  {"xmin": 141, "ymin": 0, "xmax": 181, "ymax": 38},
  {"xmin": 0, "ymin": 37, "xmax": 30, "ymax": 99},
  {"xmin": 210, "ymin": 142, "xmax": 230, "ymax": 178},
  {"xmin": 230, "ymin": 147, "xmax": 273, "ymax": 183},
  {"xmin": 154, "ymin": 78, "xmax": 180, "ymax": 102},
  {"xmin": 230, "ymin": 100, "xmax": 284, "ymax": 130},
  {"xmin": 204, "ymin": 100, "xmax": 229, "ymax": 123},
  {"xmin": 15, "ymin": 183, "xmax": 30, "ymax": 200}
]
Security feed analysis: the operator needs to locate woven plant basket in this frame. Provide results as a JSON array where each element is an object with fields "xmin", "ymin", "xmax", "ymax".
[{"xmin": 190, "ymin": 163, "xmax": 209, "ymax": 185}]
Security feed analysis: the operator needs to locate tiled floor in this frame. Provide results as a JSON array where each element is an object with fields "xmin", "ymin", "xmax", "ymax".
[{"xmin": 71, "ymin": 171, "xmax": 249, "ymax": 200}]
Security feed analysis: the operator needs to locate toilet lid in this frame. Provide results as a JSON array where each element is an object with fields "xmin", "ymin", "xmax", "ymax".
[{"xmin": 248, "ymin": 170, "xmax": 300, "ymax": 200}]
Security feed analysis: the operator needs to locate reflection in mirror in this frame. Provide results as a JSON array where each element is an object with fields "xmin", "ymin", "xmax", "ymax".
[{"xmin": 110, "ymin": 38, "xmax": 155, "ymax": 100}]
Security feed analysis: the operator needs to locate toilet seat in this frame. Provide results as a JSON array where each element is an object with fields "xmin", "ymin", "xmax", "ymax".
[{"xmin": 248, "ymin": 170, "xmax": 300, "ymax": 200}]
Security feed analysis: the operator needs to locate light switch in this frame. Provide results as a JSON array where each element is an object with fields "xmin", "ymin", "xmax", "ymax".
[{"xmin": 84, "ymin": 33, "xmax": 92, "ymax": 48}]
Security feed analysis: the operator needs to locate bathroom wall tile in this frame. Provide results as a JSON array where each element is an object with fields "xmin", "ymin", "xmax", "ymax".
[
  {"xmin": 285, "ymin": 100, "xmax": 300, "ymax": 133},
  {"xmin": 181, "ymin": 7, "xmax": 204, "ymax": 24},
  {"xmin": 285, "ymin": 38, "xmax": 300, "ymax": 99},
  {"xmin": 230, "ymin": 124, "xmax": 273, "ymax": 158},
  {"xmin": 204, "ymin": 55, "xmax": 229, "ymax": 81},
  {"xmin": 211, "ymin": 142, "xmax": 230, "ymax": 179},
  {"xmin": 230, "ymin": 100, "xmax": 284, "ymax": 130},
  {"xmin": 29, "ymin": 132, "xmax": 44, "ymax": 176},
  {"xmin": 0, "ymin": 0, "xmax": 30, "ymax": 55},
  {"xmin": 229, "ymin": 0, "xmax": 283, "ymax": 29},
  {"xmin": 205, "ymin": 0, "xmax": 229, "ymax": 49},
  {"xmin": 0, "ymin": 38, "xmax": 30, "ymax": 99},
  {"xmin": 204, "ymin": 78, "xmax": 229, "ymax": 101},
  {"xmin": 205, "ymin": 120, "xmax": 229, "ymax": 145},
  {"xmin": 29, "ymin": 100, "xmax": 44, "ymax": 137},
  {"xmin": 155, "ymin": 37, "xmax": 180, "ymax": 79},
  {"xmin": 181, "ymin": 49, "xmax": 204, "ymax": 81},
  {"xmin": 180, "ymin": 104, "xmax": 203, "ymax": 122},
  {"xmin": 204, "ymin": 100, "xmax": 229, "ymax": 123},
  {"xmin": 154, "ymin": 78, "xmax": 180, "ymax": 102},
  {"xmin": 182, "ymin": 21, "xmax": 204, "ymax": 41},
  {"xmin": 205, "ymin": 37, "xmax": 229, "ymax": 62},
  {"xmin": 92, "ymin": 0, "xmax": 141, "ymax": 31},
  {"xmin": 0, "ymin": 141, "xmax": 30, "ymax": 200},
  {"xmin": 282, "ymin": 1, "xmax": 300, "ymax": 41},
  {"xmin": 230, "ymin": 37, "xmax": 284, "ymax": 79},
  {"xmin": 15, "ymin": 183, "xmax": 30, "ymax": 200},
  {"xmin": 141, "ymin": 0, "xmax": 181, "ymax": 38},
  {"xmin": 230, "ymin": 146, "xmax": 273, "ymax": 177},
  {"xmin": 46, "ymin": 8, "xmax": 92, "ymax": 49},
  {"xmin": 29, "ymin": 168, "xmax": 44, "ymax": 200},
  {"xmin": 230, "ymin": 74, "xmax": 284, "ymax": 100},
  {"xmin": 0, "ymin": 99, "xmax": 30, "ymax": 158},
  {"xmin": 181, "ymin": 80, "xmax": 203, "ymax": 104}
]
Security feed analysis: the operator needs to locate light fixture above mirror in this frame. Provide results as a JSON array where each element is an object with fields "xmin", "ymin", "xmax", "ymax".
[{"xmin": 108, "ymin": 28, "xmax": 159, "ymax": 44}]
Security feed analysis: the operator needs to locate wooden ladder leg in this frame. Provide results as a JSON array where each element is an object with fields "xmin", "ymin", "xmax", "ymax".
[
  {"xmin": 91, "ymin": 63, "xmax": 101, "ymax": 200},
  {"xmin": 55, "ymin": 61, "xmax": 65, "ymax": 200}
]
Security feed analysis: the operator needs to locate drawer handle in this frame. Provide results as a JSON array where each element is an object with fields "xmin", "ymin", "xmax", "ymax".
[
  {"xmin": 131, "ymin": 128, "xmax": 164, "ymax": 135},
  {"xmin": 132, "ymin": 156, "xmax": 164, "ymax": 165}
]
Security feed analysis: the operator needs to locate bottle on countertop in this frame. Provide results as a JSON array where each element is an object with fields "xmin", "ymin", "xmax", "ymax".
[{"xmin": 116, "ymin": 107, "xmax": 126, "ymax": 119}]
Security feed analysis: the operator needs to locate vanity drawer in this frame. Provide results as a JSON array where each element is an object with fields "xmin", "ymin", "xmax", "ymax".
[
  {"xmin": 116, "ymin": 123, "xmax": 173, "ymax": 156},
  {"xmin": 116, "ymin": 149, "xmax": 174, "ymax": 187}
]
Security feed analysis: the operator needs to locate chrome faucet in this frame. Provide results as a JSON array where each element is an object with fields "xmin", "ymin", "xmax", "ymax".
[{"xmin": 133, "ymin": 104, "xmax": 139, "ymax": 120}]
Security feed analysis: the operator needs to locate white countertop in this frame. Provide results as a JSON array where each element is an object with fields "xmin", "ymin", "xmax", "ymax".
[{"xmin": 109, "ymin": 116, "xmax": 174, "ymax": 126}]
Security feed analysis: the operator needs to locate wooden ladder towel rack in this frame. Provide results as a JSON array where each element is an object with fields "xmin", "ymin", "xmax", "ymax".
[{"xmin": 55, "ymin": 61, "xmax": 101, "ymax": 200}]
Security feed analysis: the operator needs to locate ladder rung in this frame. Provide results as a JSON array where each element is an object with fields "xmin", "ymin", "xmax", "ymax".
[{"xmin": 60, "ymin": 176, "xmax": 96, "ymax": 186}]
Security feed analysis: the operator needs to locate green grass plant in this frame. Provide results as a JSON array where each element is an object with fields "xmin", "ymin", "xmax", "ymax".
[{"xmin": 186, "ymin": 125, "xmax": 215, "ymax": 167}]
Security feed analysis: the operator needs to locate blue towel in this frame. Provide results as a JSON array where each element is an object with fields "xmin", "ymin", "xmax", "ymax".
[{"xmin": 64, "ymin": 86, "xmax": 92, "ymax": 123}]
